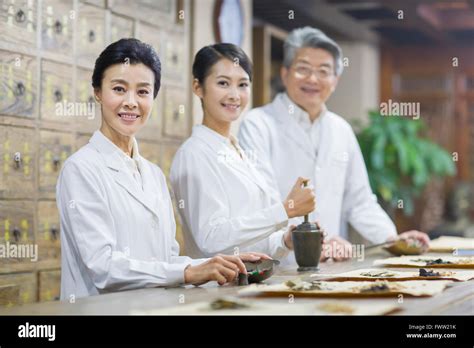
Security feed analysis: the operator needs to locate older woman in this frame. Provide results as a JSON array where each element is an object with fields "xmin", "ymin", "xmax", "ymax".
[{"xmin": 57, "ymin": 38, "xmax": 268, "ymax": 300}]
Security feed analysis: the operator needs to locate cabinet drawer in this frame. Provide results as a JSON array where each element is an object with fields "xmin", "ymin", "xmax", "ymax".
[
  {"xmin": 0, "ymin": 126, "xmax": 36, "ymax": 199},
  {"xmin": 37, "ymin": 201, "xmax": 61, "ymax": 265},
  {"xmin": 41, "ymin": 0, "xmax": 74, "ymax": 55},
  {"xmin": 0, "ymin": 51, "xmax": 37, "ymax": 118},
  {"xmin": 40, "ymin": 60, "xmax": 73, "ymax": 123},
  {"xmin": 136, "ymin": 22, "xmax": 161, "ymax": 55},
  {"xmin": 39, "ymin": 130, "xmax": 74, "ymax": 197},
  {"xmin": 76, "ymin": 3, "xmax": 105, "ymax": 67},
  {"xmin": 162, "ymin": 86, "xmax": 188, "ymax": 138},
  {"xmin": 109, "ymin": 0, "xmax": 175, "ymax": 25},
  {"xmin": 0, "ymin": 200, "xmax": 36, "ymax": 273},
  {"xmin": 0, "ymin": 272, "xmax": 37, "ymax": 306},
  {"xmin": 39, "ymin": 269, "xmax": 60, "ymax": 302},
  {"xmin": 162, "ymin": 32, "xmax": 185, "ymax": 83},
  {"xmin": 0, "ymin": 284, "xmax": 20, "ymax": 306},
  {"xmin": 0, "ymin": 0, "xmax": 37, "ymax": 50},
  {"xmin": 110, "ymin": 13, "xmax": 134, "ymax": 44},
  {"xmin": 76, "ymin": 68, "xmax": 100, "ymax": 133}
]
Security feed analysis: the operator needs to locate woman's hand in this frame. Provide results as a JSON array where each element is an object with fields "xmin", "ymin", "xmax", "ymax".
[
  {"xmin": 238, "ymin": 252, "xmax": 272, "ymax": 262},
  {"xmin": 184, "ymin": 252, "xmax": 271, "ymax": 286},
  {"xmin": 283, "ymin": 177, "xmax": 316, "ymax": 218}
]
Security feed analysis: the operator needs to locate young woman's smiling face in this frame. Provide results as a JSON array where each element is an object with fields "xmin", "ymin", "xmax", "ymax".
[
  {"xmin": 193, "ymin": 58, "xmax": 251, "ymax": 125},
  {"xmin": 95, "ymin": 62, "xmax": 154, "ymax": 139}
]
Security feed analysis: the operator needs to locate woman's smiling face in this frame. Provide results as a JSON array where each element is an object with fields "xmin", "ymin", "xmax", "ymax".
[
  {"xmin": 95, "ymin": 62, "xmax": 155, "ymax": 138},
  {"xmin": 193, "ymin": 58, "xmax": 251, "ymax": 124}
]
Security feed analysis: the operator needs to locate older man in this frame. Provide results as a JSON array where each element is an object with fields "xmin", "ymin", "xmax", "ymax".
[{"xmin": 239, "ymin": 27, "xmax": 429, "ymax": 265}]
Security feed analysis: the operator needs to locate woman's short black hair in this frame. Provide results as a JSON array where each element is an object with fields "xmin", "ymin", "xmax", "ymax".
[
  {"xmin": 192, "ymin": 43, "xmax": 252, "ymax": 84},
  {"xmin": 92, "ymin": 38, "xmax": 161, "ymax": 98}
]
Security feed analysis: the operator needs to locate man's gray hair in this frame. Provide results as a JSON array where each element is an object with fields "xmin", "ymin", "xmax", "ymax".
[{"xmin": 283, "ymin": 27, "xmax": 344, "ymax": 76}]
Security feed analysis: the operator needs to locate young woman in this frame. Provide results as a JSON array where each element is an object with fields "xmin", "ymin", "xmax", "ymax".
[
  {"xmin": 56, "ymin": 39, "xmax": 268, "ymax": 300},
  {"xmin": 170, "ymin": 43, "xmax": 316, "ymax": 261}
]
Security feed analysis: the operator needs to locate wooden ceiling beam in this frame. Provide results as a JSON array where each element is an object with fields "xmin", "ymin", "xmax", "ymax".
[
  {"xmin": 382, "ymin": 1, "xmax": 450, "ymax": 43},
  {"xmin": 282, "ymin": 0, "xmax": 380, "ymax": 44}
]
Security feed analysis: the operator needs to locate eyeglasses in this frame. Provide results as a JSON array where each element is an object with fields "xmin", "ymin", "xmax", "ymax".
[{"xmin": 292, "ymin": 64, "xmax": 335, "ymax": 80}]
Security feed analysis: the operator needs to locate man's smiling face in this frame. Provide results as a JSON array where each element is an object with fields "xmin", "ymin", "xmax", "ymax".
[{"xmin": 281, "ymin": 47, "xmax": 339, "ymax": 115}]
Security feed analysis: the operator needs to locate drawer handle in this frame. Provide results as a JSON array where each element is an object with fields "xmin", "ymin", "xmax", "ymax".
[
  {"xmin": 13, "ymin": 152, "xmax": 22, "ymax": 168},
  {"xmin": 53, "ymin": 156, "xmax": 61, "ymax": 170},
  {"xmin": 14, "ymin": 82, "xmax": 26, "ymax": 97},
  {"xmin": 54, "ymin": 20, "xmax": 63, "ymax": 34},
  {"xmin": 50, "ymin": 226, "xmax": 58, "ymax": 240},
  {"xmin": 15, "ymin": 9, "xmax": 26, "ymax": 23},
  {"xmin": 13, "ymin": 82, "xmax": 26, "ymax": 97},
  {"xmin": 13, "ymin": 227, "xmax": 20, "ymax": 242},
  {"xmin": 54, "ymin": 89, "xmax": 63, "ymax": 102},
  {"xmin": 88, "ymin": 30, "xmax": 95, "ymax": 42}
]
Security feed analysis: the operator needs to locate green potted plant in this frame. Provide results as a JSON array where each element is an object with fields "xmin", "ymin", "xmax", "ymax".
[{"xmin": 356, "ymin": 111, "xmax": 456, "ymax": 216}]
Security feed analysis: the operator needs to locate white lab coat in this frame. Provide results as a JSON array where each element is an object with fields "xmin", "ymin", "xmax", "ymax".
[
  {"xmin": 238, "ymin": 93, "xmax": 397, "ymax": 264},
  {"xmin": 170, "ymin": 125, "xmax": 290, "ymax": 260},
  {"xmin": 57, "ymin": 131, "xmax": 207, "ymax": 300}
]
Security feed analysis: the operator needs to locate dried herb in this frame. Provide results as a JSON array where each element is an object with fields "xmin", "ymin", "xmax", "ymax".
[
  {"xmin": 209, "ymin": 298, "xmax": 250, "ymax": 310},
  {"xmin": 285, "ymin": 279, "xmax": 323, "ymax": 291},
  {"xmin": 360, "ymin": 271, "xmax": 396, "ymax": 278},
  {"xmin": 419, "ymin": 268, "xmax": 441, "ymax": 277},
  {"xmin": 360, "ymin": 282, "xmax": 390, "ymax": 293},
  {"xmin": 411, "ymin": 258, "xmax": 453, "ymax": 266},
  {"xmin": 426, "ymin": 258, "xmax": 453, "ymax": 265}
]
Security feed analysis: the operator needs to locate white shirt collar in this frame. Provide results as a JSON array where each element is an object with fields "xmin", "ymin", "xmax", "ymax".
[
  {"xmin": 281, "ymin": 92, "xmax": 328, "ymax": 129},
  {"xmin": 89, "ymin": 130, "xmax": 142, "ymax": 175},
  {"xmin": 94, "ymin": 130, "xmax": 140, "ymax": 160}
]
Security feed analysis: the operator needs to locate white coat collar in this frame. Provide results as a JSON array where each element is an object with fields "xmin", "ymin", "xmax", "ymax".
[
  {"xmin": 192, "ymin": 124, "xmax": 235, "ymax": 149},
  {"xmin": 192, "ymin": 125, "xmax": 273, "ymax": 195},
  {"xmin": 282, "ymin": 92, "xmax": 328, "ymax": 130},
  {"xmin": 88, "ymin": 130, "xmax": 160, "ymax": 218},
  {"xmin": 271, "ymin": 93, "xmax": 331, "ymax": 163}
]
